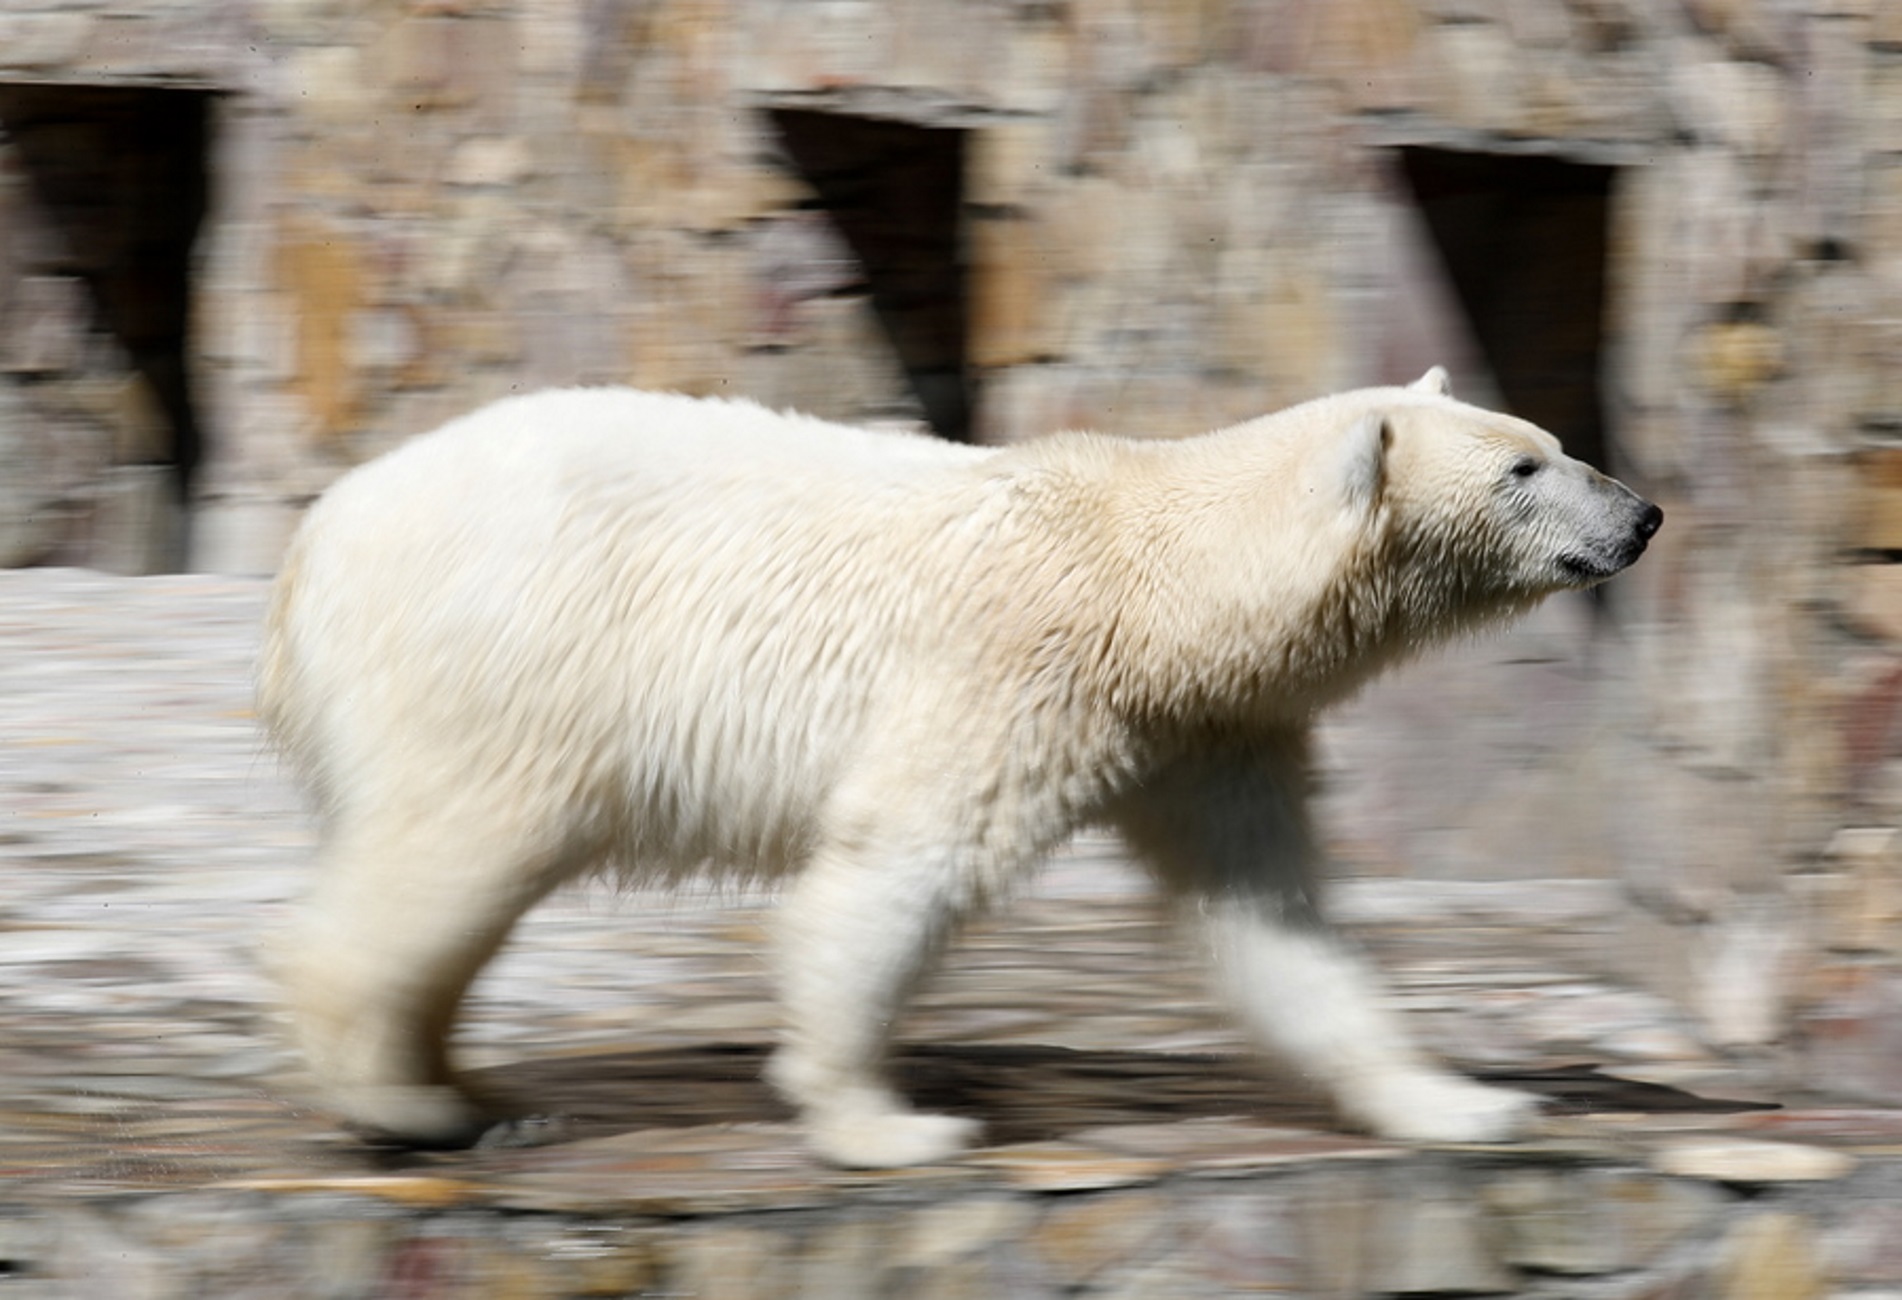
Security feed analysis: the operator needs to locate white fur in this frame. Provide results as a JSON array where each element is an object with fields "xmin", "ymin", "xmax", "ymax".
[{"xmin": 260, "ymin": 375, "xmax": 1657, "ymax": 1165}]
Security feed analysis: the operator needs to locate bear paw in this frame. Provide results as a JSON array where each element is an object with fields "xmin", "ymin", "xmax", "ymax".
[
  {"xmin": 334, "ymin": 1083, "xmax": 497, "ymax": 1150},
  {"xmin": 807, "ymin": 1110, "xmax": 983, "ymax": 1168},
  {"xmin": 1343, "ymin": 1070, "xmax": 1542, "ymax": 1144}
]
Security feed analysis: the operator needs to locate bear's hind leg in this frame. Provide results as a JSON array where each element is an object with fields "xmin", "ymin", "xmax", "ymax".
[
  {"xmin": 766, "ymin": 843, "xmax": 987, "ymax": 1168},
  {"xmin": 280, "ymin": 804, "xmax": 586, "ymax": 1147}
]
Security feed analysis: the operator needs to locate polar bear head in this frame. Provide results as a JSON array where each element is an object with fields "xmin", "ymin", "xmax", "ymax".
[
  {"xmin": 1093, "ymin": 368, "xmax": 1663, "ymax": 717},
  {"xmin": 1328, "ymin": 367, "xmax": 1661, "ymax": 607}
]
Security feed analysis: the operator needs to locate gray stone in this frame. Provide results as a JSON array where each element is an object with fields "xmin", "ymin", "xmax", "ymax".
[
  {"xmin": 665, "ymin": 1225, "xmax": 794, "ymax": 1300},
  {"xmin": 899, "ymin": 1197, "xmax": 1038, "ymax": 1269},
  {"xmin": 1671, "ymin": 55, "xmax": 1790, "ymax": 157},
  {"xmin": 90, "ymin": 465, "xmax": 185, "ymax": 576},
  {"xmin": 1484, "ymin": 1168, "xmax": 1720, "ymax": 1275},
  {"xmin": 1368, "ymin": 1167, "xmax": 1519, "ymax": 1295},
  {"xmin": 0, "ymin": 382, "xmax": 65, "ymax": 566}
]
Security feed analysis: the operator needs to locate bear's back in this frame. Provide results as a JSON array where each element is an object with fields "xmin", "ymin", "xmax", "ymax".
[{"xmin": 414, "ymin": 387, "xmax": 992, "ymax": 493}]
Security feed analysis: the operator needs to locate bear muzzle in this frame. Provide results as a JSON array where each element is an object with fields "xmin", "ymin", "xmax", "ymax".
[
  {"xmin": 1636, "ymin": 501, "xmax": 1664, "ymax": 543},
  {"xmin": 1555, "ymin": 497, "xmax": 1663, "ymax": 585},
  {"xmin": 1624, "ymin": 500, "xmax": 1664, "ymax": 562}
]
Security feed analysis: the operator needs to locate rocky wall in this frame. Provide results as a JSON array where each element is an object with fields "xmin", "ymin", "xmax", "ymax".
[{"xmin": 18, "ymin": 1154, "xmax": 1902, "ymax": 1299}]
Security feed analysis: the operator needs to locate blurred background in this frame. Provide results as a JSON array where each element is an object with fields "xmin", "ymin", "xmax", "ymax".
[{"xmin": 1, "ymin": 0, "xmax": 1900, "ymax": 1110}]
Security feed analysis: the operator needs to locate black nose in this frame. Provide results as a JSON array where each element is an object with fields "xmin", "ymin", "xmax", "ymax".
[{"xmin": 1636, "ymin": 503, "xmax": 1663, "ymax": 540}]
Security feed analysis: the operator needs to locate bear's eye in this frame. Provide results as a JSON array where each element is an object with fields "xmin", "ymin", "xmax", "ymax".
[{"xmin": 1509, "ymin": 456, "xmax": 1541, "ymax": 481}]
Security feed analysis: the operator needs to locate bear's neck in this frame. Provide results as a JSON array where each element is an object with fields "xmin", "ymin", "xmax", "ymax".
[{"xmin": 1047, "ymin": 436, "xmax": 1510, "ymax": 732}]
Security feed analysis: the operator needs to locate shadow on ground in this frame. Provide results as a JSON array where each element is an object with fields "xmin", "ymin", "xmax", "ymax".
[{"xmin": 463, "ymin": 1042, "xmax": 1773, "ymax": 1152}]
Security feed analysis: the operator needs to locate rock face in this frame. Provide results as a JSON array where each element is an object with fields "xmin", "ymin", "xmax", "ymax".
[{"xmin": 1, "ymin": 1, "xmax": 1900, "ymax": 1103}]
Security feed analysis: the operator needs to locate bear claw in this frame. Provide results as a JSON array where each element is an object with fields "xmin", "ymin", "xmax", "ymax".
[{"xmin": 1343, "ymin": 1071, "xmax": 1544, "ymax": 1145}]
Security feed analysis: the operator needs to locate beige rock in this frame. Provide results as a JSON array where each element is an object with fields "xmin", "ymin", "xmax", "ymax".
[
  {"xmin": 969, "ymin": 214, "xmax": 1054, "ymax": 370},
  {"xmin": 1652, "ymin": 1139, "xmax": 1856, "ymax": 1184},
  {"xmin": 885, "ymin": 0, "xmax": 1003, "ymax": 99},
  {"xmin": 1717, "ymin": 1212, "xmax": 1826, "ymax": 1300},
  {"xmin": 994, "ymin": 18, "xmax": 1070, "ymax": 116},
  {"xmin": 1819, "ymin": 827, "xmax": 1902, "ymax": 953},
  {"xmin": 1878, "ymin": 2, "xmax": 1902, "ymax": 45},
  {"xmin": 1674, "ymin": 57, "xmax": 1789, "ymax": 158},
  {"xmin": 961, "ymin": 1141, "xmax": 1170, "ymax": 1192},
  {"xmin": 446, "ymin": 136, "xmax": 532, "ymax": 188},
  {"xmin": 1031, "ymin": 1191, "xmax": 1170, "ymax": 1287},
  {"xmin": 209, "ymin": 1173, "xmax": 482, "ymax": 1207},
  {"xmin": 1691, "ymin": 894, "xmax": 1802, "ymax": 1047},
  {"xmin": 1847, "ymin": 565, "xmax": 1902, "ymax": 644},
  {"xmin": 273, "ymin": 217, "xmax": 366, "ymax": 446},
  {"xmin": 1520, "ymin": 62, "xmax": 1586, "ymax": 138},
  {"xmin": 626, "ymin": 234, "xmax": 749, "ymax": 398},
  {"xmin": 1038, "ymin": 176, "xmax": 1125, "ymax": 282},
  {"xmin": 1690, "ymin": 321, "xmax": 1785, "ymax": 405},
  {"xmin": 287, "ymin": 46, "xmax": 367, "ymax": 126},
  {"xmin": 974, "ymin": 364, "xmax": 1089, "ymax": 444},
  {"xmin": 1315, "ymin": 0, "xmax": 1423, "ymax": 112},
  {"xmin": 967, "ymin": 121, "xmax": 1054, "ymax": 210},
  {"xmin": 899, "ymin": 1197, "xmax": 1037, "ymax": 1269},
  {"xmin": 1851, "ymin": 449, "xmax": 1902, "ymax": 547},
  {"xmin": 1785, "ymin": 263, "xmax": 1884, "ymax": 437},
  {"xmin": 777, "ymin": 0, "xmax": 894, "ymax": 91},
  {"xmin": 1255, "ymin": 256, "xmax": 1346, "ymax": 401},
  {"xmin": 562, "ymin": 1234, "xmax": 660, "ymax": 1298},
  {"xmin": 439, "ymin": 190, "xmax": 534, "ymax": 299},
  {"xmin": 0, "ymin": 13, "xmax": 93, "ymax": 71},
  {"xmin": 1419, "ymin": 21, "xmax": 1525, "ymax": 131}
]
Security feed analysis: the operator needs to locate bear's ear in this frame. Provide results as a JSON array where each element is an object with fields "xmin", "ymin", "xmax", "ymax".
[
  {"xmin": 1337, "ymin": 410, "xmax": 1391, "ymax": 510},
  {"xmin": 1410, "ymin": 366, "xmax": 1451, "ymax": 396}
]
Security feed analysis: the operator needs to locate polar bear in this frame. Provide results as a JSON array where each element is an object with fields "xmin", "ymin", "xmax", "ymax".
[{"xmin": 259, "ymin": 368, "xmax": 1660, "ymax": 1167}]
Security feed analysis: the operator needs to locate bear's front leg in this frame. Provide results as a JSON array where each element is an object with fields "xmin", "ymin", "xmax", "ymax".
[
  {"xmin": 1190, "ymin": 904, "xmax": 1541, "ymax": 1142},
  {"xmin": 1109, "ymin": 735, "xmax": 1541, "ymax": 1145},
  {"xmin": 766, "ymin": 842, "xmax": 985, "ymax": 1168}
]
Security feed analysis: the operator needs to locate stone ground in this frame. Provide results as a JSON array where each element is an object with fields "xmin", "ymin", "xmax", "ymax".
[{"xmin": 4, "ymin": 567, "xmax": 1901, "ymax": 1298}]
